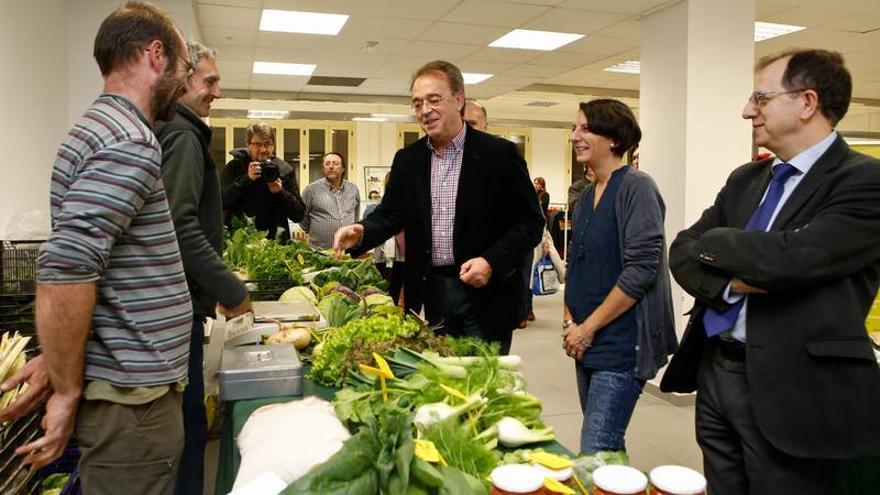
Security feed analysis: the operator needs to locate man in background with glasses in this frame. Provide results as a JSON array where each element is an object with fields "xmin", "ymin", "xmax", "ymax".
[
  {"xmin": 221, "ymin": 122, "xmax": 305, "ymax": 241},
  {"xmin": 333, "ymin": 60, "xmax": 544, "ymax": 354},
  {"xmin": 662, "ymin": 48, "xmax": 880, "ymax": 494},
  {"xmin": 154, "ymin": 40, "xmax": 252, "ymax": 495}
]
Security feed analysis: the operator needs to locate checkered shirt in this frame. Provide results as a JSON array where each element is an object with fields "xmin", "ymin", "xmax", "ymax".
[{"xmin": 428, "ymin": 125, "xmax": 467, "ymax": 266}]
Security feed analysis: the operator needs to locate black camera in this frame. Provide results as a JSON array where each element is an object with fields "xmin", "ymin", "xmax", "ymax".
[{"xmin": 260, "ymin": 159, "xmax": 280, "ymax": 182}]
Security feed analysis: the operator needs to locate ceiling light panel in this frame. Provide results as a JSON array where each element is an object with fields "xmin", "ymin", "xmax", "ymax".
[
  {"xmin": 604, "ymin": 60, "xmax": 641, "ymax": 74},
  {"xmin": 259, "ymin": 9, "xmax": 349, "ymax": 36},
  {"xmin": 463, "ymin": 73, "xmax": 493, "ymax": 85},
  {"xmin": 754, "ymin": 21, "xmax": 806, "ymax": 42},
  {"xmin": 489, "ymin": 29, "xmax": 584, "ymax": 51},
  {"xmin": 252, "ymin": 61, "xmax": 316, "ymax": 76}
]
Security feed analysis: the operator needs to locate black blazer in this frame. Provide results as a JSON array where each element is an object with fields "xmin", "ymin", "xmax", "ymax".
[
  {"xmin": 661, "ymin": 135, "xmax": 880, "ymax": 459},
  {"xmin": 358, "ymin": 125, "xmax": 545, "ymax": 337}
]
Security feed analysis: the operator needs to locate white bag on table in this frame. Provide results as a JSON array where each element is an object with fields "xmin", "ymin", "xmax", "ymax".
[{"xmin": 232, "ymin": 397, "xmax": 351, "ymax": 491}]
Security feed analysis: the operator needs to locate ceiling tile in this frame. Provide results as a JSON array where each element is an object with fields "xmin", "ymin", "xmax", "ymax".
[
  {"xmin": 522, "ymin": 8, "xmax": 625, "ymax": 34},
  {"xmin": 557, "ymin": 36, "xmax": 637, "ymax": 57},
  {"xmin": 196, "ymin": 4, "xmax": 259, "ymax": 30},
  {"xmin": 558, "ymin": 0, "xmax": 672, "ymax": 15},
  {"xmin": 417, "ymin": 22, "xmax": 510, "ymax": 45},
  {"xmin": 201, "ymin": 27, "xmax": 256, "ymax": 48},
  {"xmin": 443, "ymin": 0, "xmax": 550, "ymax": 27},
  {"xmin": 592, "ymin": 18, "xmax": 641, "ymax": 41},
  {"xmin": 215, "ymin": 60, "xmax": 253, "ymax": 73},
  {"xmin": 401, "ymin": 41, "xmax": 482, "ymax": 60},
  {"xmin": 466, "ymin": 47, "xmax": 541, "ymax": 64},
  {"xmin": 497, "ymin": 0, "xmax": 565, "ymax": 5},
  {"xmin": 209, "ymin": 45, "xmax": 255, "ymax": 61},
  {"xmin": 527, "ymin": 50, "xmax": 593, "ymax": 67},
  {"xmin": 455, "ymin": 60, "xmax": 518, "ymax": 74},
  {"xmin": 197, "ymin": 0, "xmax": 262, "ymax": 7},
  {"xmin": 503, "ymin": 64, "xmax": 570, "ymax": 78},
  {"xmin": 340, "ymin": 16, "xmax": 434, "ymax": 41},
  {"xmin": 312, "ymin": 55, "xmax": 394, "ymax": 77},
  {"xmin": 266, "ymin": 0, "xmax": 460, "ymax": 19},
  {"xmin": 762, "ymin": 6, "xmax": 852, "ymax": 27},
  {"xmin": 820, "ymin": 14, "xmax": 880, "ymax": 33}
]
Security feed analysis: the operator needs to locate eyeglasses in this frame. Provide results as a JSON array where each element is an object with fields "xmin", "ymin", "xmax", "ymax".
[
  {"xmin": 748, "ymin": 88, "xmax": 807, "ymax": 107},
  {"xmin": 411, "ymin": 94, "xmax": 445, "ymax": 112},
  {"xmin": 179, "ymin": 56, "xmax": 195, "ymax": 78},
  {"xmin": 248, "ymin": 141, "xmax": 273, "ymax": 149}
]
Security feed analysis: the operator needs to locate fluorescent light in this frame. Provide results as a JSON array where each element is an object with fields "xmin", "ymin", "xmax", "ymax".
[
  {"xmin": 604, "ymin": 60, "xmax": 641, "ymax": 74},
  {"xmin": 252, "ymin": 61, "xmax": 316, "ymax": 76},
  {"xmin": 489, "ymin": 29, "xmax": 584, "ymax": 51},
  {"xmin": 259, "ymin": 9, "xmax": 349, "ymax": 36},
  {"xmin": 352, "ymin": 117, "xmax": 389, "ymax": 122},
  {"xmin": 247, "ymin": 110, "xmax": 288, "ymax": 120},
  {"xmin": 463, "ymin": 73, "xmax": 493, "ymax": 85},
  {"xmin": 754, "ymin": 21, "xmax": 806, "ymax": 42}
]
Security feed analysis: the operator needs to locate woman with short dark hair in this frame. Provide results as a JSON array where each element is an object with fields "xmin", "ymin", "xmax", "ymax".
[{"xmin": 562, "ymin": 99, "xmax": 678, "ymax": 454}]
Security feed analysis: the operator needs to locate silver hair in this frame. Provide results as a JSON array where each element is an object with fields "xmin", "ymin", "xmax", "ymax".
[{"xmin": 186, "ymin": 40, "xmax": 217, "ymax": 68}]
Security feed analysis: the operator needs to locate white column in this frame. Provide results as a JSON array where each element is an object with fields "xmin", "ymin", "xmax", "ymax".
[
  {"xmin": 0, "ymin": 1, "xmax": 204, "ymax": 239},
  {"xmin": 640, "ymin": 0, "xmax": 755, "ymax": 337},
  {"xmin": 0, "ymin": 1, "xmax": 68, "ymax": 239}
]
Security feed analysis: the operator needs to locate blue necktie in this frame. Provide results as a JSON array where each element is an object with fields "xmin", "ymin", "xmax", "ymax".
[{"xmin": 703, "ymin": 163, "xmax": 800, "ymax": 337}]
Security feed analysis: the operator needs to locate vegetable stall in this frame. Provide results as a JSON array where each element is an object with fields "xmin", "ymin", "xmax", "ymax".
[{"xmin": 212, "ymin": 227, "xmax": 629, "ymax": 495}]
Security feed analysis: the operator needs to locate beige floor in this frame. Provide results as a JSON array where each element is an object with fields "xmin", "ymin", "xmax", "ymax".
[{"xmin": 204, "ymin": 288, "xmax": 703, "ymax": 494}]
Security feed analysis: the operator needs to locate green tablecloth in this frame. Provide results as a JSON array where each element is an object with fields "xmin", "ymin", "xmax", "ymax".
[{"xmin": 213, "ymin": 379, "xmax": 572, "ymax": 494}]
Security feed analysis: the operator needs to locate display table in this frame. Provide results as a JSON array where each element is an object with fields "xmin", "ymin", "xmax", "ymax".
[{"xmin": 213, "ymin": 378, "xmax": 572, "ymax": 495}]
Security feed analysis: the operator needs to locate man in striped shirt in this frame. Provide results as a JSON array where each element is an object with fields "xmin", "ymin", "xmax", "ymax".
[
  {"xmin": 0, "ymin": 3, "xmax": 194, "ymax": 493},
  {"xmin": 301, "ymin": 152, "xmax": 361, "ymax": 249}
]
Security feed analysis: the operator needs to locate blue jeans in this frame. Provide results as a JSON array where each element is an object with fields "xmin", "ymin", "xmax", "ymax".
[
  {"xmin": 575, "ymin": 363, "xmax": 645, "ymax": 454},
  {"xmin": 175, "ymin": 318, "xmax": 205, "ymax": 495}
]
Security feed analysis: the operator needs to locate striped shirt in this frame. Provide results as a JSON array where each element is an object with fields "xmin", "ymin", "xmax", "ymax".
[
  {"xmin": 37, "ymin": 94, "xmax": 193, "ymax": 388},
  {"xmin": 300, "ymin": 179, "xmax": 360, "ymax": 249},
  {"xmin": 429, "ymin": 125, "xmax": 466, "ymax": 266}
]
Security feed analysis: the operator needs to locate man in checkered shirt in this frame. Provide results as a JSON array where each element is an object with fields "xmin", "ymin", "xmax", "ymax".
[{"xmin": 334, "ymin": 60, "xmax": 544, "ymax": 354}]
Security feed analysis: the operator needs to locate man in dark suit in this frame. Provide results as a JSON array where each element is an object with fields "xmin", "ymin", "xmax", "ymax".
[
  {"xmin": 333, "ymin": 60, "xmax": 544, "ymax": 354},
  {"xmin": 661, "ymin": 49, "xmax": 880, "ymax": 494}
]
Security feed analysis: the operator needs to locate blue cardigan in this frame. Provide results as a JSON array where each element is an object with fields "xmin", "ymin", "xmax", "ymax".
[{"xmin": 574, "ymin": 168, "xmax": 679, "ymax": 380}]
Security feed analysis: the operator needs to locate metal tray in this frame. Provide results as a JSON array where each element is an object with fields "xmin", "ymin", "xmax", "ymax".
[{"xmin": 218, "ymin": 345, "xmax": 303, "ymax": 401}]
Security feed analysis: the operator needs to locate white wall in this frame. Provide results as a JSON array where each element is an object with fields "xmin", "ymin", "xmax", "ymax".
[
  {"xmin": 0, "ymin": 1, "xmax": 68, "ymax": 239},
  {"xmin": 529, "ymin": 128, "xmax": 570, "ymax": 206}
]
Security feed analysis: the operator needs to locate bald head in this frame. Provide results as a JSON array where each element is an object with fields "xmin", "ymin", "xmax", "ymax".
[{"xmin": 464, "ymin": 99, "xmax": 488, "ymax": 131}]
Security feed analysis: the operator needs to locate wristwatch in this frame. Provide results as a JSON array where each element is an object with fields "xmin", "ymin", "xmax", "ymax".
[{"xmin": 562, "ymin": 319, "xmax": 575, "ymax": 330}]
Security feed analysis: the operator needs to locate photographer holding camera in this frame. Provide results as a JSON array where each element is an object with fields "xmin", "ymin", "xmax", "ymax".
[{"xmin": 221, "ymin": 122, "xmax": 305, "ymax": 241}]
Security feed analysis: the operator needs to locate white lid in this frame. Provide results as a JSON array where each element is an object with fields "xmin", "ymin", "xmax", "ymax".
[
  {"xmin": 532, "ymin": 463, "xmax": 573, "ymax": 481},
  {"xmin": 649, "ymin": 465, "xmax": 707, "ymax": 494},
  {"xmin": 592, "ymin": 465, "xmax": 648, "ymax": 493},
  {"xmin": 490, "ymin": 464, "xmax": 545, "ymax": 492}
]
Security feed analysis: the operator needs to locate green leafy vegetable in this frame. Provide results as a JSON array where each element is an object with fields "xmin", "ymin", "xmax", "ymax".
[
  {"xmin": 317, "ymin": 293, "xmax": 364, "ymax": 327},
  {"xmin": 423, "ymin": 419, "xmax": 499, "ymax": 480}
]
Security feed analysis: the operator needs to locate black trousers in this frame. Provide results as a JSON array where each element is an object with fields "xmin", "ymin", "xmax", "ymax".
[
  {"xmin": 174, "ymin": 319, "xmax": 206, "ymax": 495},
  {"xmin": 696, "ymin": 344, "xmax": 837, "ymax": 495},
  {"xmin": 425, "ymin": 269, "xmax": 512, "ymax": 354}
]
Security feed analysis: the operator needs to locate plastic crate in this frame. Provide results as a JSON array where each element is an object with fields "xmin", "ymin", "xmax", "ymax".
[
  {"xmin": 32, "ymin": 444, "xmax": 81, "ymax": 495},
  {"xmin": 0, "ymin": 241, "xmax": 42, "ymax": 341},
  {"xmin": 0, "ymin": 408, "xmax": 42, "ymax": 494},
  {"xmin": 244, "ymin": 279, "xmax": 296, "ymax": 301},
  {"xmin": 0, "ymin": 241, "xmax": 42, "ymax": 296}
]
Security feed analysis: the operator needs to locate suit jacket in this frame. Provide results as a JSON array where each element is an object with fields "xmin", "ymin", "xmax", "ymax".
[
  {"xmin": 357, "ymin": 125, "xmax": 545, "ymax": 338},
  {"xmin": 660, "ymin": 135, "xmax": 880, "ymax": 459}
]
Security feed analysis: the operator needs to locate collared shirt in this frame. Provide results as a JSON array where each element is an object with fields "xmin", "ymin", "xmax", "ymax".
[
  {"xmin": 429, "ymin": 124, "xmax": 467, "ymax": 266},
  {"xmin": 37, "ymin": 94, "xmax": 193, "ymax": 388},
  {"xmin": 727, "ymin": 131, "xmax": 837, "ymax": 342},
  {"xmin": 301, "ymin": 178, "xmax": 360, "ymax": 249}
]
